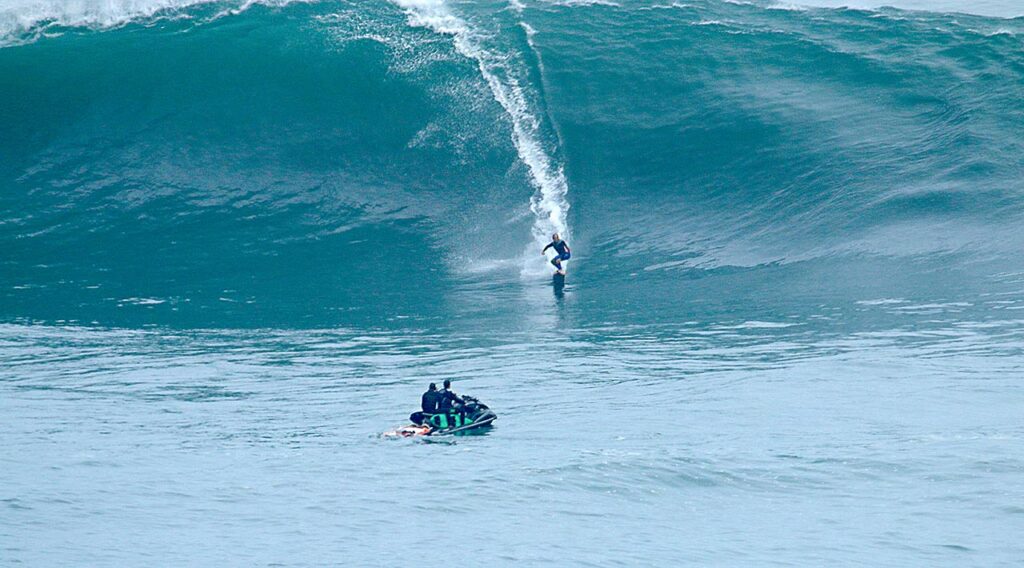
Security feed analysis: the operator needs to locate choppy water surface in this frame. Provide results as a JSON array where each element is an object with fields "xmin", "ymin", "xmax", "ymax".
[
  {"xmin": 5, "ymin": 289, "xmax": 1024, "ymax": 564},
  {"xmin": 3, "ymin": 0, "xmax": 1024, "ymax": 565}
]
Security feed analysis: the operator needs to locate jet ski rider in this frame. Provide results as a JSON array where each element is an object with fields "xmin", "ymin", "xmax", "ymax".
[
  {"xmin": 437, "ymin": 379, "xmax": 463, "ymax": 411},
  {"xmin": 421, "ymin": 383, "xmax": 441, "ymax": 413}
]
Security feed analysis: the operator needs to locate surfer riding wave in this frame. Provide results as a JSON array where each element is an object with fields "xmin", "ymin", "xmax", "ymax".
[{"xmin": 542, "ymin": 233, "xmax": 571, "ymax": 275}]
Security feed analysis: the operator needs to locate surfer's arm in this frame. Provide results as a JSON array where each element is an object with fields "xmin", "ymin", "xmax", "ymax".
[{"xmin": 542, "ymin": 243, "xmax": 553, "ymax": 253}]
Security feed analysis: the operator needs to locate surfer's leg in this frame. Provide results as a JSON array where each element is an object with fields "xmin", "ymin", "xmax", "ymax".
[{"xmin": 554, "ymin": 253, "xmax": 568, "ymax": 274}]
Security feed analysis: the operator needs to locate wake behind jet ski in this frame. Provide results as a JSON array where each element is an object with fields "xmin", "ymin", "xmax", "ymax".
[{"xmin": 390, "ymin": 380, "xmax": 496, "ymax": 437}]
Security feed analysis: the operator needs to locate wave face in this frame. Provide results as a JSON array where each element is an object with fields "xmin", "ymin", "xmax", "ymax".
[{"xmin": 1, "ymin": 0, "xmax": 1023, "ymax": 326}]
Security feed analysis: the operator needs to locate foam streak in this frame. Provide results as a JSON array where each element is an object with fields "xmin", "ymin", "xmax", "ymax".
[{"xmin": 391, "ymin": 0, "xmax": 571, "ymax": 276}]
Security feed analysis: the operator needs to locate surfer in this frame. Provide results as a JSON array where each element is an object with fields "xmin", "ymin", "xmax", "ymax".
[
  {"xmin": 542, "ymin": 233, "xmax": 571, "ymax": 275},
  {"xmin": 437, "ymin": 379, "xmax": 463, "ymax": 411}
]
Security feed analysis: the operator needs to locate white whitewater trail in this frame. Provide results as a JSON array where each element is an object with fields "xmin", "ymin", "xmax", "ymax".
[{"xmin": 390, "ymin": 0, "xmax": 572, "ymax": 278}]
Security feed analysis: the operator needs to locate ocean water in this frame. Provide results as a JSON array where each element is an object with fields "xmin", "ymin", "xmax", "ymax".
[{"xmin": 2, "ymin": 0, "xmax": 1023, "ymax": 565}]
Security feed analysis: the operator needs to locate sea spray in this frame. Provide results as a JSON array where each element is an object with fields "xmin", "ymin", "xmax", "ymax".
[{"xmin": 390, "ymin": 0, "xmax": 571, "ymax": 276}]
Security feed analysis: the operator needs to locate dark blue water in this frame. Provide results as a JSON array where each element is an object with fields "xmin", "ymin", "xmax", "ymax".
[{"xmin": 2, "ymin": 0, "xmax": 1023, "ymax": 565}]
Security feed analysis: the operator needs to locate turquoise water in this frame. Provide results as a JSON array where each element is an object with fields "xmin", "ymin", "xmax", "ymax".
[{"xmin": 2, "ymin": 0, "xmax": 1023, "ymax": 564}]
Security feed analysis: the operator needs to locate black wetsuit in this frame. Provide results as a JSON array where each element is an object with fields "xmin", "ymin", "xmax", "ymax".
[
  {"xmin": 421, "ymin": 390, "xmax": 441, "ymax": 413},
  {"xmin": 544, "ymin": 240, "xmax": 570, "ymax": 256},
  {"xmin": 543, "ymin": 239, "xmax": 571, "ymax": 268},
  {"xmin": 437, "ymin": 388, "xmax": 464, "ymax": 411}
]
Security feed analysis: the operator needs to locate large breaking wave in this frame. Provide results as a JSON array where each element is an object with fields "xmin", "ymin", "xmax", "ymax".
[{"xmin": 1, "ymin": 0, "xmax": 1022, "ymax": 326}]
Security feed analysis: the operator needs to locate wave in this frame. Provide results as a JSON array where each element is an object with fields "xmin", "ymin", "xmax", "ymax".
[
  {"xmin": 1, "ymin": 0, "xmax": 1022, "ymax": 325},
  {"xmin": 529, "ymin": 0, "xmax": 1024, "ymax": 268}
]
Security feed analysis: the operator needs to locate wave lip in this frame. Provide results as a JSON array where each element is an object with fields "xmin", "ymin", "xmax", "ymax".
[{"xmin": 0, "ymin": 0, "xmax": 307, "ymax": 46}]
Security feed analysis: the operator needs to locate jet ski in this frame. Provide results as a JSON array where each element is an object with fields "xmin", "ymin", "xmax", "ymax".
[{"xmin": 401, "ymin": 395, "xmax": 497, "ymax": 436}]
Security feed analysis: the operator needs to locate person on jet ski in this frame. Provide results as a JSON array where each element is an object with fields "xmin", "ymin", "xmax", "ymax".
[
  {"xmin": 421, "ymin": 382, "xmax": 441, "ymax": 413},
  {"xmin": 437, "ymin": 379, "xmax": 464, "ymax": 411},
  {"xmin": 409, "ymin": 383, "xmax": 442, "ymax": 425}
]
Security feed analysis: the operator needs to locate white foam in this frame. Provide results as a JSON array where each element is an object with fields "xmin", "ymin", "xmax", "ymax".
[
  {"xmin": 0, "ymin": 0, "xmax": 202, "ymax": 43},
  {"xmin": 390, "ymin": 0, "xmax": 571, "ymax": 278},
  {"xmin": 121, "ymin": 297, "xmax": 166, "ymax": 305},
  {"xmin": 542, "ymin": 0, "xmax": 620, "ymax": 7},
  {"xmin": 0, "ymin": 0, "xmax": 302, "ymax": 46},
  {"xmin": 856, "ymin": 298, "xmax": 907, "ymax": 306}
]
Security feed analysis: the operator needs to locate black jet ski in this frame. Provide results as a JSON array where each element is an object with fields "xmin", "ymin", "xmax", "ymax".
[{"xmin": 406, "ymin": 395, "xmax": 497, "ymax": 435}]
